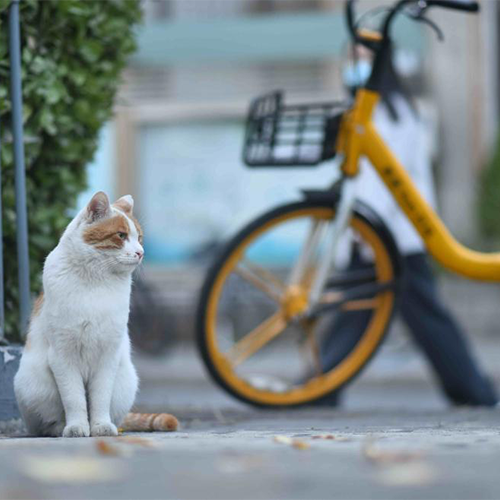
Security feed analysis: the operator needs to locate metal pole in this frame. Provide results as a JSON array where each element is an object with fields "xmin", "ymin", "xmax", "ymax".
[
  {"xmin": 0, "ymin": 118, "xmax": 5, "ymax": 344},
  {"xmin": 9, "ymin": 0, "xmax": 31, "ymax": 336}
]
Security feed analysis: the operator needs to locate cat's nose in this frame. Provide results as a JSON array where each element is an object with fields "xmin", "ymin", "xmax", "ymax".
[{"xmin": 135, "ymin": 250, "xmax": 144, "ymax": 259}]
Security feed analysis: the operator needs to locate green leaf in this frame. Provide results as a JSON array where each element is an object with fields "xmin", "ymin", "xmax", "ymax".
[
  {"xmin": 0, "ymin": 0, "xmax": 141, "ymax": 341},
  {"xmin": 79, "ymin": 40, "xmax": 104, "ymax": 64}
]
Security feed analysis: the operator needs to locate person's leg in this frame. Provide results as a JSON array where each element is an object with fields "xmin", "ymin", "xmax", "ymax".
[
  {"xmin": 399, "ymin": 253, "xmax": 498, "ymax": 406},
  {"xmin": 320, "ymin": 310, "xmax": 371, "ymax": 372},
  {"xmin": 316, "ymin": 254, "xmax": 373, "ymax": 405},
  {"xmin": 314, "ymin": 309, "xmax": 371, "ymax": 405}
]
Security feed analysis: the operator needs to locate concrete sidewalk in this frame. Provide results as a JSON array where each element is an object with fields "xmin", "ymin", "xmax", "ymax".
[
  {"xmin": 0, "ymin": 408, "xmax": 499, "ymax": 499},
  {"xmin": 1, "ymin": 337, "xmax": 499, "ymax": 500}
]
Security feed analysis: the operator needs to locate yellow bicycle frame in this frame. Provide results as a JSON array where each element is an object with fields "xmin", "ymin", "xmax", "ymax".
[{"xmin": 336, "ymin": 89, "xmax": 500, "ymax": 281}]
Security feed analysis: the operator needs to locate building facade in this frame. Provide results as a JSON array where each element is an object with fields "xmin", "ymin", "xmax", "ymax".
[{"xmin": 83, "ymin": 0, "xmax": 498, "ymax": 265}]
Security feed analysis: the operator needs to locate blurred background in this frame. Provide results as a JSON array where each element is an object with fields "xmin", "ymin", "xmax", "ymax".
[{"xmin": 73, "ymin": 0, "xmax": 500, "ymax": 362}]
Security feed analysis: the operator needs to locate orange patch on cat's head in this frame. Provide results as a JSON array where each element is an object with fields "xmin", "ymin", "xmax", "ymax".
[
  {"xmin": 83, "ymin": 192, "xmax": 143, "ymax": 249},
  {"xmin": 112, "ymin": 195, "xmax": 143, "ymax": 243},
  {"xmin": 83, "ymin": 214, "xmax": 131, "ymax": 250}
]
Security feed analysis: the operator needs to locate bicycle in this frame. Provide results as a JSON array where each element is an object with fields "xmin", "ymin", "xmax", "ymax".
[{"xmin": 196, "ymin": 0, "xmax": 484, "ymax": 407}]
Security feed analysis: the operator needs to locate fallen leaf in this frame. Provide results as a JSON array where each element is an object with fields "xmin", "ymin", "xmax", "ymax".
[
  {"xmin": 20, "ymin": 456, "xmax": 123, "ymax": 483},
  {"xmin": 311, "ymin": 434, "xmax": 352, "ymax": 442},
  {"xmin": 362, "ymin": 439, "xmax": 424, "ymax": 465},
  {"xmin": 292, "ymin": 440, "xmax": 310, "ymax": 450},
  {"xmin": 274, "ymin": 435, "xmax": 293, "ymax": 445},
  {"xmin": 273, "ymin": 435, "xmax": 310, "ymax": 450},
  {"xmin": 95, "ymin": 440, "xmax": 121, "ymax": 456}
]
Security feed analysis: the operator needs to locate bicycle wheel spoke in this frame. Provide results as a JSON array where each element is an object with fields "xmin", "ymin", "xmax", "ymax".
[
  {"xmin": 319, "ymin": 290, "xmax": 344, "ymax": 304},
  {"xmin": 311, "ymin": 280, "xmax": 395, "ymax": 318},
  {"xmin": 226, "ymin": 312, "xmax": 287, "ymax": 367},
  {"xmin": 301, "ymin": 264, "xmax": 317, "ymax": 290},
  {"xmin": 341, "ymin": 298, "xmax": 378, "ymax": 311},
  {"xmin": 299, "ymin": 319, "xmax": 322, "ymax": 377},
  {"xmin": 234, "ymin": 262, "xmax": 283, "ymax": 303},
  {"xmin": 243, "ymin": 260, "xmax": 285, "ymax": 292}
]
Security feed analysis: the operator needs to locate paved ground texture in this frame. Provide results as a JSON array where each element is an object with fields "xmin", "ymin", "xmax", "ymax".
[{"xmin": 1, "ymin": 338, "xmax": 500, "ymax": 500}]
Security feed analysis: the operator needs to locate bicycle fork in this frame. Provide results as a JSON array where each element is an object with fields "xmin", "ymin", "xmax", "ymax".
[{"xmin": 288, "ymin": 177, "xmax": 358, "ymax": 313}]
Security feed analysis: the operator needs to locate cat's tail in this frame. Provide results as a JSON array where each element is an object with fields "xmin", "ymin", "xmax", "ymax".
[{"xmin": 120, "ymin": 412, "xmax": 179, "ymax": 432}]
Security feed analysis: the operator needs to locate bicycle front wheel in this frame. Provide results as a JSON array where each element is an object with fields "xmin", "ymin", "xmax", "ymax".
[{"xmin": 196, "ymin": 199, "xmax": 400, "ymax": 407}]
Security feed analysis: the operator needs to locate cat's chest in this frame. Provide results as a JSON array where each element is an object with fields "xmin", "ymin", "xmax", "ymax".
[
  {"xmin": 47, "ymin": 284, "xmax": 130, "ymax": 333},
  {"xmin": 45, "ymin": 301, "xmax": 128, "ymax": 355}
]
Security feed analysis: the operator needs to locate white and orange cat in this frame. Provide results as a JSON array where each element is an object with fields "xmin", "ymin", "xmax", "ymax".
[{"xmin": 14, "ymin": 192, "xmax": 177, "ymax": 437}]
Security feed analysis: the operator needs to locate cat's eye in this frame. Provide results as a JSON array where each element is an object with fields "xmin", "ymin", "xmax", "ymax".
[{"xmin": 118, "ymin": 232, "xmax": 127, "ymax": 240}]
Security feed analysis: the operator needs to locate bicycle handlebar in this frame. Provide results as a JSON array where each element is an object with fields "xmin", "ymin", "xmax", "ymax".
[
  {"xmin": 426, "ymin": 0, "xmax": 479, "ymax": 13},
  {"xmin": 346, "ymin": 0, "xmax": 382, "ymax": 48},
  {"xmin": 345, "ymin": 0, "xmax": 359, "ymax": 45},
  {"xmin": 346, "ymin": 0, "xmax": 479, "ymax": 49}
]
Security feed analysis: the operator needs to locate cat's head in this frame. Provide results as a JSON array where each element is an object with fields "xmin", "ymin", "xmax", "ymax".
[{"xmin": 68, "ymin": 191, "xmax": 144, "ymax": 275}]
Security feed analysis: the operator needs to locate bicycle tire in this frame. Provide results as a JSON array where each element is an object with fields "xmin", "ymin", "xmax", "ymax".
[{"xmin": 196, "ymin": 197, "xmax": 401, "ymax": 407}]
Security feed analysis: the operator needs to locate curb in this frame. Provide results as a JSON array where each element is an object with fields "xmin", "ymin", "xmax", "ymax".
[{"xmin": 0, "ymin": 345, "xmax": 22, "ymax": 421}]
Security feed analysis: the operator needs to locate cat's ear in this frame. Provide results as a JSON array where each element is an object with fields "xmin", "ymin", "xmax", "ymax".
[
  {"xmin": 86, "ymin": 191, "xmax": 111, "ymax": 222},
  {"xmin": 113, "ymin": 195, "xmax": 134, "ymax": 216}
]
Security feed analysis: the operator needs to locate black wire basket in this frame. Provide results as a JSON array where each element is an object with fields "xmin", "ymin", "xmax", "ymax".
[{"xmin": 243, "ymin": 91, "xmax": 347, "ymax": 168}]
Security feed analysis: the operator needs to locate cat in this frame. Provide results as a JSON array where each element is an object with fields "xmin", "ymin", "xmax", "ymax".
[{"xmin": 14, "ymin": 192, "xmax": 178, "ymax": 437}]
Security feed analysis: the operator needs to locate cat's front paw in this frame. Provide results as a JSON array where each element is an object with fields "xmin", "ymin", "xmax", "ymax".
[
  {"xmin": 63, "ymin": 423, "xmax": 90, "ymax": 438},
  {"xmin": 91, "ymin": 422, "xmax": 118, "ymax": 437}
]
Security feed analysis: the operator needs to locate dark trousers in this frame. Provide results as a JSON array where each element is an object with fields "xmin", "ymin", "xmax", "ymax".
[{"xmin": 321, "ymin": 253, "xmax": 498, "ymax": 406}]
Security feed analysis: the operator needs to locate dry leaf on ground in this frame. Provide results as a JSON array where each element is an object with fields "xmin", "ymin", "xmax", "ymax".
[
  {"xmin": 292, "ymin": 440, "xmax": 311, "ymax": 450},
  {"xmin": 274, "ymin": 435, "xmax": 293, "ymax": 445},
  {"xmin": 95, "ymin": 439, "xmax": 127, "ymax": 456},
  {"xmin": 273, "ymin": 435, "xmax": 310, "ymax": 450},
  {"xmin": 312, "ymin": 434, "xmax": 353, "ymax": 442},
  {"xmin": 362, "ymin": 439, "xmax": 424, "ymax": 465}
]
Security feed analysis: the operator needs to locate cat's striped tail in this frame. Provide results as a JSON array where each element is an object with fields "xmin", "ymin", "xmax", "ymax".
[{"xmin": 120, "ymin": 413, "xmax": 179, "ymax": 432}]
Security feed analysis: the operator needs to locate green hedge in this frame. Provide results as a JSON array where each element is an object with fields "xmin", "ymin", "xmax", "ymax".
[{"xmin": 0, "ymin": 0, "xmax": 141, "ymax": 341}]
